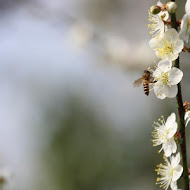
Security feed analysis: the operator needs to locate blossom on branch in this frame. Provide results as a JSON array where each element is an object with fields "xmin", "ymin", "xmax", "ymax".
[
  {"xmin": 149, "ymin": 28, "xmax": 184, "ymax": 61},
  {"xmin": 148, "ymin": 5, "xmax": 169, "ymax": 37},
  {"xmin": 155, "ymin": 153, "xmax": 183, "ymax": 190},
  {"xmin": 153, "ymin": 60, "xmax": 183, "ymax": 99},
  {"xmin": 152, "ymin": 113, "xmax": 178, "ymax": 157}
]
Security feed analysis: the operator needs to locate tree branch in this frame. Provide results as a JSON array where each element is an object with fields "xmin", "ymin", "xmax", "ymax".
[{"xmin": 171, "ymin": 1, "xmax": 189, "ymax": 189}]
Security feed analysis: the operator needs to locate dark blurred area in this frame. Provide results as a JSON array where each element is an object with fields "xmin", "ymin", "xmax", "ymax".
[{"xmin": 0, "ymin": 0, "xmax": 189, "ymax": 190}]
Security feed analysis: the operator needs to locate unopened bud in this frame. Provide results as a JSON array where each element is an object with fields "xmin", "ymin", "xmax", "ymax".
[
  {"xmin": 150, "ymin": 5, "xmax": 161, "ymax": 15},
  {"xmin": 183, "ymin": 101, "xmax": 190, "ymax": 112},
  {"xmin": 174, "ymin": 132, "xmax": 183, "ymax": 144},
  {"xmin": 166, "ymin": 2, "xmax": 177, "ymax": 14}
]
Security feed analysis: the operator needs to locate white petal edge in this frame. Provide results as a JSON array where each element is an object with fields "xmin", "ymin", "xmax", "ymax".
[
  {"xmin": 154, "ymin": 84, "xmax": 166, "ymax": 99},
  {"xmin": 165, "ymin": 28, "xmax": 179, "ymax": 42},
  {"xmin": 171, "ymin": 152, "xmax": 180, "ymax": 167},
  {"xmin": 168, "ymin": 68, "xmax": 183, "ymax": 85},
  {"xmin": 174, "ymin": 39, "xmax": 184, "ymax": 54},
  {"xmin": 163, "ymin": 85, "xmax": 178, "ymax": 98},
  {"xmin": 172, "ymin": 165, "xmax": 183, "ymax": 181},
  {"xmin": 158, "ymin": 60, "xmax": 172, "ymax": 72},
  {"xmin": 184, "ymin": 111, "xmax": 190, "ymax": 120},
  {"xmin": 170, "ymin": 181, "xmax": 178, "ymax": 190}
]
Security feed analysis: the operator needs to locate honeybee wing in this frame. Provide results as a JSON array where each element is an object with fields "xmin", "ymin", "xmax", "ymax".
[{"xmin": 133, "ymin": 78, "xmax": 143, "ymax": 87}]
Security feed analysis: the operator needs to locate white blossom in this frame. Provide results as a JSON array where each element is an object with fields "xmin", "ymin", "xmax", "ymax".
[
  {"xmin": 148, "ymin": 4, "xmax": 169, "ymax": 37},
  {"xmin": 153, "ymin": 60, "xmax": 183, "ymax": 99},
  {"xmin": 152, "ymin": 113, "xmax": 178, "ymax": 157},
  {"xmin": 149, "ymin": 29, "xmax": 184, "ymax": 61},
  {"xmin": 156, "ymin": 153, "xmax": 183, "ymax": 190}
]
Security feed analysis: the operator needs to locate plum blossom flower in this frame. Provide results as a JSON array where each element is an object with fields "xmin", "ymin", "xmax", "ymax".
[
  {"xmin": 148, "ymin": 2, "xmax": 169, "ymax": 37},
  {"xmin": 155, "ymin": 153, "xmax": 183, "ymax": 190},
  {"xmin": 152, "ymin": 60, "xmax": 183, "ymax": 99},
  {"xmin": 179, "ymin": 0, "xmax": 190, "ymax": 43},
  {"xmin": 184, "ymin": 111, "xmax": 190, "ymax": 127},
  {"xmin": 149, "ymin": 29, "xmax": 184, "ymax": 61},
  {"xmin": 152, "ymin": 113, "xmax": 178, "ymax": 157}
]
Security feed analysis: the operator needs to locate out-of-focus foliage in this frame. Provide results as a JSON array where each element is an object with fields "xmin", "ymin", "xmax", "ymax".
[{"xmin": 40, "ymin": 94, "xmax": 159, "ymax": 190}]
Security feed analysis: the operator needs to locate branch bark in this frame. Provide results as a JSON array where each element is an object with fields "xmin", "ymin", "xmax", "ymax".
[{"xmin": 171, "ymin": 1, "xmax": 189, "ymax": 189}]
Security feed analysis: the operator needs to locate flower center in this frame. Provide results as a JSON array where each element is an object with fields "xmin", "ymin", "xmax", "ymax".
[
  {"xmin": 170, "ymin": 168, "xmax": 174, "ymax": 176},
  {"xmin": 160, "ymin": 72, "xmax": 169, "ymax": 85},
  {"xmin": 155, "ymin": 71, "xmax": 170, "ymax": 86},
  {"xmin": 157, "ymin": 38, "xmax": 175, "ymax": 56}
]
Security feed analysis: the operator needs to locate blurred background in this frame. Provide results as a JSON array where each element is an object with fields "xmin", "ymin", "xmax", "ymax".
[{"xmin": 0, "ymin": 0, "xmax": 189, "ymax": 189}]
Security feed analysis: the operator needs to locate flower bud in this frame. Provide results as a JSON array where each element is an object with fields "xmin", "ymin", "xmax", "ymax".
[
  {"xmin": 166, "ymin": 2, "xmax": 177, "ymax": 14},
  {"xmin": 174, "ymin": 132, "xmax": 183, "ymax": 144},
  {"xmin": 150, "ymin": 5, "xmax": 161, "ymax": 14},
  {"xmin": 183, "ymin": 101, "xmax": 190, "ymax": 112}
]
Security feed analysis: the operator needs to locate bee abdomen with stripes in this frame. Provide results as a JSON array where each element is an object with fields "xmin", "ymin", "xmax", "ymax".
[{"xmin": 143, "ymin": 81, "xmax": 149, "ymax": 96}]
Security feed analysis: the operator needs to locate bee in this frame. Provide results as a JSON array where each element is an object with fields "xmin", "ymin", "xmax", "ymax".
[{"xmin": 133, "ymin": 70, "xmax": 156, "ymax": 96}]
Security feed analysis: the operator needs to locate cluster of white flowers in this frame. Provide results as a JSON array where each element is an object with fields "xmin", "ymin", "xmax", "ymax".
[
  {"xmin": 152, "ymin": 113, "xmax": 183, "ymax": 190},
  {"xmin": 147, "ymin": 1, "xmax": 190, "ymax": 189},
  {"xmin": 147, "ymin": 0, "xmax": 188, "ymax": 100}
]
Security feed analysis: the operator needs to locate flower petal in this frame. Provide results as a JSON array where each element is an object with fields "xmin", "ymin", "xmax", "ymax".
[
  {"xmin": 167, "ymin": 123, "xmax": 177, "ymax": 138},
  {"xmin": 157, "ymin": 0, "xmax": 162, "ymax": 7},
  {"xmin": 171, "ymin": 139, "xmax": 177, "ymax": 154},
  {"xmin": 174, "ymin": 39, "xmax": 184, "ymax": 54},
  {"xmin": 186, "ymin": 117, "xmax": 190, "ymax": 127},
  {"xmin": 170, "ymin": 181, "xmax": 178, "ymax": 190},
  {"xmin": 153, "ymin": 68, "xmax": 162, "ymax": 78},
  {"xmin": 163, "ymin": 143, "xmax": 172, "ymax": 157},
  {"xmin": 163, "ymin": 85, "xmax": 178, "ymax": 98},
  {"xmin": 168, "ymin": 68, "xmax": 183, "ymax": 85},
  {"xmin": 186, "ymin": 0, "xmax": 190, "ymax": 16},
  {"xmin": 179, "ymin": 30, "xmax": 190, "ymax": 43},
  {"xmin": 158, "ymin": 10, "xmax": 169, "ymax": 21},
  {"xmin": 149, "ymin": 37, "xmax": 159, "ymax": 48},
  {"xmin": 165, "ymin": 28, "xmax": 179, "ymax": 43},
  {"xmin": 154, "ymin": 84, "xmax": 166, "ymax": 99},
  {"xmin": 163, "ymin": 139, "xmax": 177, "ymax": 157},
  {"xmin": 158, "ymin": 60, "xmax": 172, "ymax": 73},
  {"xmin": 171, "ymin": 152, "xmax": 180, "ymax": 167},
  {"xmin": 166, "ymin": 53, "xmax": 179, "ymax": 62},
  {"xmin": 180, "ymin": 14, "xmax": 189, "ymax": 32},
  {"xmin": 172, "ymin": 165, "xmax": 183, "ymax": 181},
  {"xmin": 162, "ymin": 11, "xmax": 169, "ymax": 21},
  {"xmin": 185, "ymin": 111, "xmax": 190, "ymax": 120},
  {"xmin": 165, "ymin": 113, "xmax": 176, "ymax": 127}
]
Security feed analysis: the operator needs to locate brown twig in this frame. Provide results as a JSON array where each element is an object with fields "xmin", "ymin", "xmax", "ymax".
[{"xmin": 171, "ymin": 1, "xmax": 189, "ymax": 189}]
